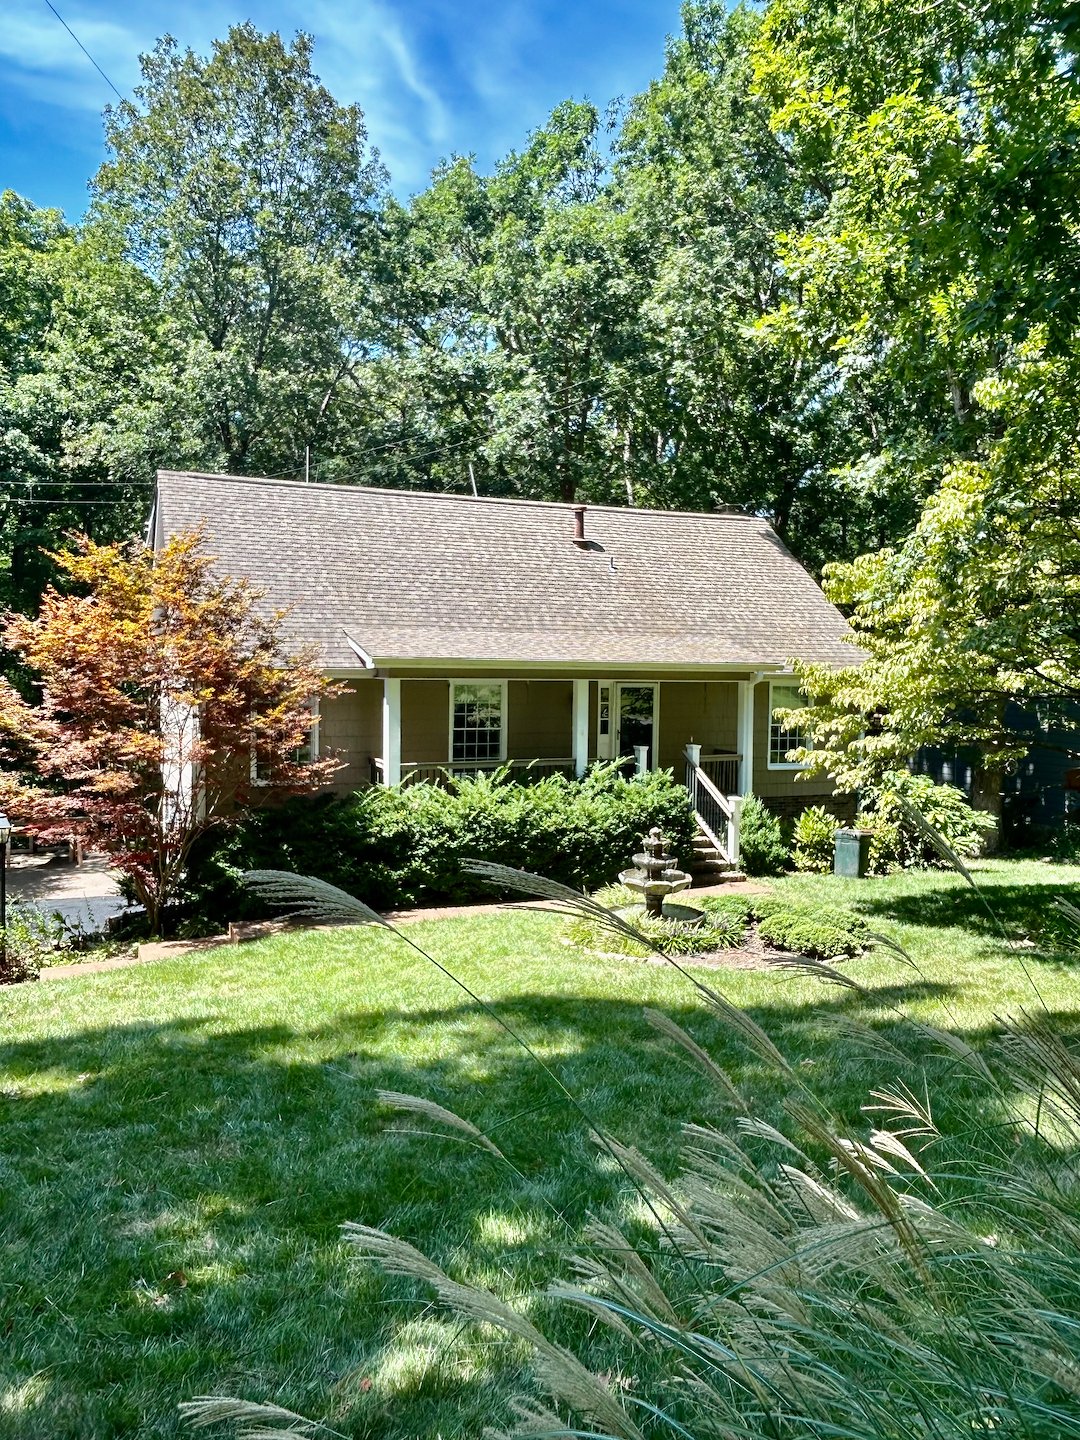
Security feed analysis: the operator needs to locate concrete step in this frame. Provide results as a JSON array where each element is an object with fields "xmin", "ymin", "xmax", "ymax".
[
  {"xmin": 689, "ymin": 857, "xmax": 738, "ymax": 875},
  {"xmin": 690, "ymin": 867, "xmax": 746, "ymax": 887}
]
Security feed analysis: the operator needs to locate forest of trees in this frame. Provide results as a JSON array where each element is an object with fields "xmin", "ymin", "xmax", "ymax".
[{"xmin": 2, "ymin": 0, "xmax": 1077, "ymax": 778}]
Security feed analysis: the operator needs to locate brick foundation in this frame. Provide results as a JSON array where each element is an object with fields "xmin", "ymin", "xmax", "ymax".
[{"xmin": 759, "ymin": 793, "xmax": 857, "ymax": 826}]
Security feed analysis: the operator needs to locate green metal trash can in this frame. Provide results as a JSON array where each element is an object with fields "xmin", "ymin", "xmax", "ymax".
[{"xmin": 833, "ymin": 827, "xmax": 872, "ymax": 878}]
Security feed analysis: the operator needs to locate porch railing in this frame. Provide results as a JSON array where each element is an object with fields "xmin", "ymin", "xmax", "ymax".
[
  {"xmin": 698, "ymin": 752, "xmax": 741, "ymax": 797},
  {"xmin": 370, "ymin": 757, "xmax": 577, "ymax": 788},
  {"xmin": 685, "ymin": 748, "xmax": 742, "ymax": 865}
]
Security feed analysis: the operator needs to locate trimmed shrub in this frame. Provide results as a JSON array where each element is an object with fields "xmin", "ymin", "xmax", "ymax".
[
  {"xmin": 858, "ymin": 771, "xmax": 998, "ymax": 872},
  {"xmin": 792, "ymin": 804, "xmax": 840, "ymax": 873},
  {"xmin": 738, "ymin": 794, "xmax": 789, "ymax": 875},
  {"xmin": 752, "ymin": 895, "xmax": 869, "ymax": 959},
  {"xmin": 182, "ymin": 762, "xmax": 697, "ymax": 924},
  {"xmin": 698, "ymin": 894, "xmax": 756, "ymax": 927},
  {"xmin": 565, "ymin": 885, "xmax": 751, "ymax": 957}
]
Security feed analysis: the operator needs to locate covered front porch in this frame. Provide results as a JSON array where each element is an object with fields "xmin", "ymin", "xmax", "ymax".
[
  {"xmin": 318, "ymin": 671, "xmax": 798, "ymax": 865},
  {"xmin": 352, "ymin": 675, "xmax": 757, "ymax": 795}
]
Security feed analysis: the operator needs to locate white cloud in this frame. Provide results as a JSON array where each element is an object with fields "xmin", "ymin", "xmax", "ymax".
[
  {"xmin": 0, "ymin": 3, "xmax": 142, "ymax": 110},
  {"xmin": 297, "ymin": 0, "xmax": 454, "ymax": 190}
]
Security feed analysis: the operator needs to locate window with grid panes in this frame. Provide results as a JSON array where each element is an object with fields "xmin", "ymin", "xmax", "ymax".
[
  {"xmin": 768, "ymin": 682, "xmax": 809, "ymax": 768},
  {"xmin": 451, "ymin": 683, "xmax": 503, "ymax": 762}
]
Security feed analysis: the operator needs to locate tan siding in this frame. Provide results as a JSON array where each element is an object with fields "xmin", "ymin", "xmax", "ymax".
[
  {"xmin": 320, "ymin": 683, "xmax": 381, "ymax": 792},
  {"xmin": 751, "ymin": 681, "xmax": 836, "ymax": 802},
  {"xmin": 657, "ymin": 682, "xmax": 738, "ymax": 771},
  {"xmin": 506, "ymin": 681, "xmax": 573, "ymax": 759},
  {"xmin": 402, "ymin": 679, "xmax": 450, "ymax": 761}
]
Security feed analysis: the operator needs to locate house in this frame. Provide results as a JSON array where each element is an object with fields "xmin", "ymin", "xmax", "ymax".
[{"xmin": 150, "ymin": 471, "xmax": 858, "ymax": 865}]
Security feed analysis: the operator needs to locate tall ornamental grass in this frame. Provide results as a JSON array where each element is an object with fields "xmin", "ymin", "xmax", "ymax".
[{"xmin": 183, "ymin": 853, "xmax": 1080, "ymax": 1440}]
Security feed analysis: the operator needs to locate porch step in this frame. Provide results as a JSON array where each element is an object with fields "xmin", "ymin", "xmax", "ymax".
[
  {"xmin": 687, "ymin": 821, "xmax": 741, "ymax": 882},
  {"xmin": 690, "ymin": 864, "xmax": 745, "ymax": 886},
  {"xmin": 689, "ymin": 857, "xmax": 740, "ymax": 875}
]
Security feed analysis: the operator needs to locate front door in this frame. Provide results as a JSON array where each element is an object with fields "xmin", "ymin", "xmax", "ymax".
[{"xmin": 617, "ymin": 683, "xmax": 658, "ymax": 768}]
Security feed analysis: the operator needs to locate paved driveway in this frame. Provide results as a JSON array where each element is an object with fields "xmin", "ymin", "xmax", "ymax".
[{"xmin": 7, "ymin": 853, "xmax": 132, "ymax": 934}]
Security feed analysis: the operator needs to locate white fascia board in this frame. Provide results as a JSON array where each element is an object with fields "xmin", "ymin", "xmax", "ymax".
[
  {"xmin": 341, "ymin": 630, "xmax": 376, "ymax": 668},
  {"xmin": 367, "ymin": 657, "xmax": 791, "ymax": 676}
]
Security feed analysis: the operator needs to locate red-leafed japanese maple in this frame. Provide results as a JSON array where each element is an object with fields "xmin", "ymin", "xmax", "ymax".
[{"xmin": 1, "ymin": 530, "xmax": 343, "ymax": 933}]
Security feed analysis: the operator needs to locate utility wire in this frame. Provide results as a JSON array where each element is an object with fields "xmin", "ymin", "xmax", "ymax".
[{"xmin": 42, "ymin": 0, "xmax": 125, "ymax": 103}]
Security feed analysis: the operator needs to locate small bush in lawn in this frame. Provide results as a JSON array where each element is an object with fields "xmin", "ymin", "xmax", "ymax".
[
  {"xmin": 737, "ymin": 793, "xmax": 789, "ymax": 875},
  {"xmin": 182, "ymin": 762, "xmax": 697, "ymax": 924},
  {"xmin": 752, "ymin": 895, "xmax": 869, "ymax": 959},
  {"xmin": 792, "ymin": 804, "xmax": 840, "ymax": 872},
  {"xmin": 698, "ymin": 893, "xmax": 755, "ymax": 927},
  {"xmin": 0, "ymin": 904, "xmax": 66, "ymax": 983},
  {"xmin": 858, "ymin": 771, "xmax": 997, "ymax": 871}
]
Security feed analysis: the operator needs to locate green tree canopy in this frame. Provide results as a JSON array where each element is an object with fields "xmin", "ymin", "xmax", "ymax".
[
  {"xmin": 93, "ymin": 23, "xmax": 386, "ymax": 478},
  {"xmin": 752, "ymin": 0, "xmax": 1080, "ymax": 780}
]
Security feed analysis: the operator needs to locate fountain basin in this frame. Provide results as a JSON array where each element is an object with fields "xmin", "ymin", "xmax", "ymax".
[
  {"xmin": 618, "ymin": 826, "xmax": 697, "ymax": 919},
  {"xmin": 618, "ymin": 867, "xmax": 692, "ymax": 897}
]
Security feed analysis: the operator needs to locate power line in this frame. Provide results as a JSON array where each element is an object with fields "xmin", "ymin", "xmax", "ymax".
[
  {"xmin": 258, "ymin": 364, "xmax": 679, "ymax": 486},
  {"xmin": 0, "ymin": 497, "xmax": 148, "ymax": 506},
  {"xmin": 0, "ymin": 481, "xmax": 152, "ymax": 489},
  {"xmin": 42, "ymin": 0, "xmax": 125, "ymax": 103}
]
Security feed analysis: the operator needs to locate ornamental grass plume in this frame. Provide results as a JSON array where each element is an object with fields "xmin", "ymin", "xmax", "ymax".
[{"xmin": 183, "ymin": 852, "xmax": 1080, "ymax": 1440}]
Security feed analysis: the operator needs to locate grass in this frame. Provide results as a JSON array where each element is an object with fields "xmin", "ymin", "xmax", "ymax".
[{"xmin": 1, "ymin": 857, "xmax": 1079, "ymax": 1438}]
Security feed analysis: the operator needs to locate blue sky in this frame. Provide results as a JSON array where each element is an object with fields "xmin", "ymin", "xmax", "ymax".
[{"xmin": 0, "ymin": 0, "xmax": 682, "ymax": 219}]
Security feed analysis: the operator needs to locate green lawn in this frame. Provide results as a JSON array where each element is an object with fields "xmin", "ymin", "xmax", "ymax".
[{"xmin": 1, "ymin": 859, "xmax": 1079, "ymax": 1439}]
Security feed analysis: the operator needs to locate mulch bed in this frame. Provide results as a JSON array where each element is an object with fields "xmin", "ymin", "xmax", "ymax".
[{"xmin": 573, "ymin": 927, "xmax": 812, "ymax": 972}]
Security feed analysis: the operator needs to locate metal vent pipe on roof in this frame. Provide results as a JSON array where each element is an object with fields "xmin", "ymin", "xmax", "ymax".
[{"xmin": 572, "ymin": 504, "xmax": 588, "ymax": 547}]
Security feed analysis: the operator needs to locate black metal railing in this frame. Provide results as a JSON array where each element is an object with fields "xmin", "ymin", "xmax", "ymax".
[{"xmin": 699, "ymin": 752, "xmax": 740, "ymax": 797}]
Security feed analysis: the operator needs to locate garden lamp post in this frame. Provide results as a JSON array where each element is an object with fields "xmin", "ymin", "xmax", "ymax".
[{"xmin": 0, "ymin": 812, "xmax": 9, "ymax": 957}]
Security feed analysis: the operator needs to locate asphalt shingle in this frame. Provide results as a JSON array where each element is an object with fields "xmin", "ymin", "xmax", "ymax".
[{"xmin": 153, "ymin": 471, "xmax": 859, "ymax": 672}]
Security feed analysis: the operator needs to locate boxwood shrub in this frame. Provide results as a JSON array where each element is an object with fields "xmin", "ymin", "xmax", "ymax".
[
  {"xmin": 752, "ymin": 896, "xmax": 869, "ymax": 960},
  {"xmin": 182, "ymin": 762, "xmax": 697, "ymax": 925}
]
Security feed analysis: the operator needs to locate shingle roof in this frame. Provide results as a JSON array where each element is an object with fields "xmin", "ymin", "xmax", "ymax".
[{"xmin": 153, "ymin": 471, "xmax": 860, "ymax": 672}]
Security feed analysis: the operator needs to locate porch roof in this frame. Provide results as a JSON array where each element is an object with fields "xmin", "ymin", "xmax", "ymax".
[{"xmin": 153, "ymin": 472, "xmax": 860, "ymax": 672}]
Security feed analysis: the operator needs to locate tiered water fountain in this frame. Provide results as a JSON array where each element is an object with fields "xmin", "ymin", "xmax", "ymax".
[{"xmin": 619, "ymin": 827, "xmax": 704, "ymax": 927}]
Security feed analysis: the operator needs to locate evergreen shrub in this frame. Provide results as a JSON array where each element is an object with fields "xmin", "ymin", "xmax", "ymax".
[
  {"xmin": 792, "ymin": 804, "xmax": 841, "ymax": 872},
  {"xmin": 738, "ymin": 794, "xmax": 790, "ymax": 875},
  {"xmin": 753, "ymin": 895, "xmax": 869, "ymax": 959},
  {"xmin": 858, "ymin": 771, "xmax": 997, "ymax": 871},
  {"xmin": 182, "ymin": 762, "xmax": 697, "ymax": 924}
]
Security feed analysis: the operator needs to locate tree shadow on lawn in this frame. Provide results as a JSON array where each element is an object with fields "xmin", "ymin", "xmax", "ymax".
[
  {"xmin": 0, "ymin": 975, "xmax": 1030, "ymax": 1440},
  {"xmin": 849, "ymin": 876, "xmax": 1078, "ymax": 955}
]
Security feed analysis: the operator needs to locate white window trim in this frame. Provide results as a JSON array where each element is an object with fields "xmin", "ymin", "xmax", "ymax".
[
  {"xmin": 448, "ymin": 680, "xmax": 508, "ymax": 764},
  {"xmin": 250, "ymin": 698, "xmax": 320, "ymax": 786},
  {"xmin": 299, "ymin": 697, "xmax": 321, "ymax": 765},
  {"xmin": 766, "ymin": 679, "xmax": 809, "ymax": 771},
  {"xmin": 596, "ymin": 680, "xmax": 613, "ymax": 760}
]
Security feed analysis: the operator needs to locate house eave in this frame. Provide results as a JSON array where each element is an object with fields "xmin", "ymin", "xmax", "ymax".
[{"xmin": 362, "ymin": 656, "xmax": 795, "ymax": 677}]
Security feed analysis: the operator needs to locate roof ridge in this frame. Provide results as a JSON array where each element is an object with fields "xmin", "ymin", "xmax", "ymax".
[{"xmin": 155, "ymin": 469, "xmax": 765, "ymax": 524}]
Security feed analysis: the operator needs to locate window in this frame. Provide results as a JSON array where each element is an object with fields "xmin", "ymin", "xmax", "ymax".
[
  {"xmin": 251, "ymin": 700, "xmax": 320, "ymax": 785},
  {"xmin": 768, "ymin": 682, "xmax": 809, "ymax": 769},
  {"xmin": 450, "ymin": 682, "xmax": 504, "ymax": 762},
  {"xmin": 293, "ymin": 700, "xmax": 320, "ymax": 766}
]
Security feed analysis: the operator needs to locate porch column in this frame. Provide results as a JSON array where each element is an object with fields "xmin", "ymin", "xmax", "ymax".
[
  {"xmin": 382, "ymin": 677, "xmax": 401, "ymax": 786},
  {"xmin": 572, "ymin": 678, "xmax": 590, "ymax": 778},
  {"xmin": 736, "ymin": 680, "xmax": 755, "ymax": 796}
]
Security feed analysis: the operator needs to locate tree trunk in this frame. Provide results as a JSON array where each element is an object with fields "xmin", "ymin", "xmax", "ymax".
[{"xmin": 970, "ymin": 765, "xmax": 1003, "ymax": 854}]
